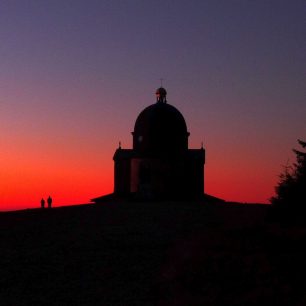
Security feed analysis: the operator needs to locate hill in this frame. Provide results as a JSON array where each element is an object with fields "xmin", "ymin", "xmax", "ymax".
[{"xmin": 1, "ymin": 201, "xmax": 306, "ymax": 305}]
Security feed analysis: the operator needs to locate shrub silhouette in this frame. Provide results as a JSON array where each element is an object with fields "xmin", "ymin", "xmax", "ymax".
[{"xmin": 270, "ymin": 139, "xmax": 306, "ymax": 220}]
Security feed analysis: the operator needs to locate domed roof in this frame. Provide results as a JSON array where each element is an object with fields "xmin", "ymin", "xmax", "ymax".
[{"xmin": 133, "ymin": 88, "xmax": 189, "ymax": 156}]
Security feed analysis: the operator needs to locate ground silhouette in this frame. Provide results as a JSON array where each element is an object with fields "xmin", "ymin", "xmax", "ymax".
[{"xmin": 1, "ymin": 201, "xmax": 306, "ymax": 305}]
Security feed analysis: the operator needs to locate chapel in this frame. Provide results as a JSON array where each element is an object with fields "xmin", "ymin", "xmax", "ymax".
[{"xmin": 111, "ymin": 87, "xmax": 205, "ymax": 200}]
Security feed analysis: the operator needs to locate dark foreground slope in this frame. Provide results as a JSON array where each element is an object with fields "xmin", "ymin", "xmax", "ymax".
[{"xmin": 1, "ymin": 201, "xmax": 306, "ymax": 306}]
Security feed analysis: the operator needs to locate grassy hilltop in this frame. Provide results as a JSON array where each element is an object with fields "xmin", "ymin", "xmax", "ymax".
[{"xmin": 1, "ymin": 201, "xmax": 306, "ymax": 306}]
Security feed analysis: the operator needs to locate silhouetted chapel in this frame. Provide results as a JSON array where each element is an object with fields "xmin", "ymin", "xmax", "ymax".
[{"xmin": 94, "ymin": 87, "xmax": 205, "ymax": 202}]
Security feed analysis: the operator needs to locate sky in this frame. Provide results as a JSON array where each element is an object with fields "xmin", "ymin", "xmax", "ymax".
[{"xmin": 1, "ymin": 0, "xmax": 305, "ymax": 211}]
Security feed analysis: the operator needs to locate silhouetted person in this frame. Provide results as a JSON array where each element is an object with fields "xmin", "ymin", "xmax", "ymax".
[
  {"xmin": 41, "ymin": 198, "xmax": 45, "ymax": 209},
  {"xmin": 47, "ymin": 196, "xmax": 52, "ymax": 208}
]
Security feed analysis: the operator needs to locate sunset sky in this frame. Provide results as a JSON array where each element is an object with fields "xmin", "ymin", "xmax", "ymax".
[{"xmin": 1, "ymin": 1, "xmax": 305, "ymax": 210}]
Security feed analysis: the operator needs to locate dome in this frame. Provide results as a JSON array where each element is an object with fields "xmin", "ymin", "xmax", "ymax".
[{"xmin": 133, "ymin": 91, "xmax": 189, "ymax": 155}]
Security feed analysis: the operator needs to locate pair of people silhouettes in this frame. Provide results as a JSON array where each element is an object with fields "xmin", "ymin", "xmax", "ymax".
[{"xmin": 41, "ymin": 196, "xmax": 52, "ymax": 209}]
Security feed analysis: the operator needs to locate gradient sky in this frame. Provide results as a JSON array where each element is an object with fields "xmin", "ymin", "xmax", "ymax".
[{"xmin": 1, "ymin": 0, "xmax": 305, "ymax": 210}]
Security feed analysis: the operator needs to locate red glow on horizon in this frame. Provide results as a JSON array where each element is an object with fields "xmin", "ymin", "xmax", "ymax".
[
  {"xmin": 1, "ymin": 120, "xmax": 279, "ymax": 211},
  {"xmin": 1, "ymin": 149, "xmax": 114, "ymax": 211}
]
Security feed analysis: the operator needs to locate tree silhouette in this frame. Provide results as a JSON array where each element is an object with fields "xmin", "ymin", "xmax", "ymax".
[{"xmin": 270, "ymin": 139, "xmax": 306, "ymax": 220}]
